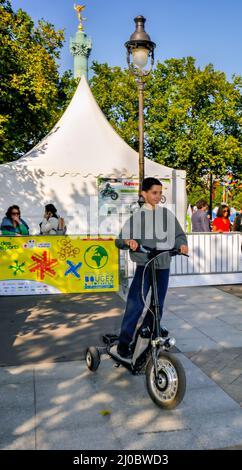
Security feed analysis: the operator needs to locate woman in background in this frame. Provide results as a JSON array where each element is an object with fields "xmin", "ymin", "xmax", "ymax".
[
  {"xmin": 39, "ymin": 204, "xmax": 59, "ymax": 235},
  {"xmin": 0, "ymin": 205, "xmax": 29, "ymax": 235},
  {"xmin": 212, "ymin": 205, "xmax": 231, "ymax": 233}
]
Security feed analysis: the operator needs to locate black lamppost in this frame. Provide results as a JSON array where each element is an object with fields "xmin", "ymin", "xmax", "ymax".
[
  {"xmin": 209, "ymin": 172, "xmax": 213, "ymax": 220},
  {"xmin": 125, "ymin": 16, "xmax": 156, "ymax": 205}
]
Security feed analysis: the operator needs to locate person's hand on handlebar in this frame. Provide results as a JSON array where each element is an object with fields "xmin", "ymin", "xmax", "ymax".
[
  {"xmin": 124, "ymin": 239, "xmax": 139, "ymax": 251},
  {"xmin": 179, "ymin": 244, "xmax": 188, "ymax": 255}
]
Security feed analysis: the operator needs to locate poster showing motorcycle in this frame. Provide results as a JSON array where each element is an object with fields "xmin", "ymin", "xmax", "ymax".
[
  {"xmin": 98, "ymin": 177, "xmax": 140, "ymax": 214},
  {"xmin": 98, "ymin": 177, "xmax": 168, "ymax": 214},
  {"xmin": 97, "ymin": 177, "xmax": 170, "ymax": 237}
]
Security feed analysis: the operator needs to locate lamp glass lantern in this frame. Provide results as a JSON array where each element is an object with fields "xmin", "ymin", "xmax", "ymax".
[{"xmin": 125, "ymin": 16, "xmax": 156, "ymax": 75}]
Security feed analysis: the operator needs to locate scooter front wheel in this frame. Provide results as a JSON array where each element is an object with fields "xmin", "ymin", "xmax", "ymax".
[
  {"xmin": 145, "ymin": 352, "xmax": 186, "ymax": 409},
  {"xmin": 86, "ymin": 347, "xmax": 101, "ymax": 372}
]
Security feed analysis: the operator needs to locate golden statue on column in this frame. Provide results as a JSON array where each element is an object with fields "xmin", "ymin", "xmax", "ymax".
[{"xmin": 74, "ymin": 4, "xmax": 86, "ymax": 31}]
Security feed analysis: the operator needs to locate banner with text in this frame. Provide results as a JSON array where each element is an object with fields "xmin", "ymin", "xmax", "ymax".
[{"xmin": 0, "ymin": 236, "xmax": 119, "ymax": 295}]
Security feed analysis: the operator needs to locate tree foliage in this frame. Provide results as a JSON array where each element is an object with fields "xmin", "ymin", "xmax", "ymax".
[
  {"xmin": 90, "ymin": 61, "xmax": 140, "ymax": 151},
  {"xmin": 90, "ymin": 58, "xmax": 242, "ymax": 189},
  {"xmin": 188, "ymin": 182, "xmax": 242, "ymax": 210},
  {"xmin": 0, "ymin": 0, "xmax": 76, "ymax": 163}
]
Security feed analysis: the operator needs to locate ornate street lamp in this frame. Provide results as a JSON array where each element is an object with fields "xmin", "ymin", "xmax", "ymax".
[{"xmin": 125, "ymin": 16, "xmax": 156, "ymax": 204}]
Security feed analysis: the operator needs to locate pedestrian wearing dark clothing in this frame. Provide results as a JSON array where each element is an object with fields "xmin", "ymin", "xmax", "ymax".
[
  {"xmin": 191, "ymin": 199, "xmax": 210, "ymax": 232},
  {"xmin": 233, "ymin": 207, "xmax": 242, "ymax": 232}
]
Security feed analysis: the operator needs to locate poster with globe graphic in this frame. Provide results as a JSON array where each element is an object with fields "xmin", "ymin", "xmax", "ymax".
[
  {"xmin": 83, "ymin": 244, "xmax": 116, "ymax": 290},
  {"xmin": 0, "ymin": 236, "xmax": 119, "ymax": 295}
]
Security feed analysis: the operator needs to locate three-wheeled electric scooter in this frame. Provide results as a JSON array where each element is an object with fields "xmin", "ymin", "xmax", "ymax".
[{"xmin": 86, "ymin": 246, "xmax": 187, "ymax": 409}]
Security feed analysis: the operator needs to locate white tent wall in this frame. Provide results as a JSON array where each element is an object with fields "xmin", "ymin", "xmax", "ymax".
[
  {"xmin": 0, "ymin": 77, "xmax": 186, "ymax": 234},
  {"xmin": 173, "ymin": 169, "xmax": 187, "ymax": 225},
  {"xmin": 0, "ymin": 169, "xmax": 97, "ymax": 234},
  {"xmin": 0, "ymin": 169, "xmax": 186, "ymax": 235}
]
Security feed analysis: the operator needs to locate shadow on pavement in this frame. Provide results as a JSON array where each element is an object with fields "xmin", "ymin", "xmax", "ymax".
[
  {"xmin": 216, "ymin": 284, "xmax": 242, "ymax": 299},
  {"xmin": 0, "ymin": 293, "xmax": 124, "ymax": 366}
]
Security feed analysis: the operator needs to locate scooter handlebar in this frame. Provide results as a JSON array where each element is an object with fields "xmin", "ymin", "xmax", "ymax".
[{"xmin": 137, "ymin": 245, "xmax": 189, "ymax": 257}]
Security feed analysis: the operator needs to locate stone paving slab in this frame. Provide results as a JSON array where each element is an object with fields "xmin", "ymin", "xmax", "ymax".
[
  {"xmin": 1, "ymin": 356, "xmax": 242, "ymax": 450},
  {"xmin": 0, "ymin": 366, "xmax": 33, "ymax": 384},
  {"xmin": 175, "ymin": 337, "xmax": 219, "ymax": 352},
  {"xmin": 166, "ymin": 286, "xmax": 239, "ymax": 304},
  {"xmin": 185, "ymin": 347, "xmax": 242, "ymax": 406},
  {"xmin": 218, "ymin": 314, "xmax": 242, "ymax": 326},
  {"xmin": 193, "ymin": 324, "xmax": 242, "ymax": 338},
  {"xmin": 0, "ymin": 380, "xmax": 35, "ymax": 450},
  {"xmin": 217, "ymin": 284, "xmax": 242, "ymax": 299},
  {"xmin": 167, "ymin": 302, "xmax": 241, "ymax": 315},
  {"xmin": 168, "ymin": 328, "xmax": 208, "ymax": 340},
  {"xmin": 0, "ymin": 432, "xmax": 35, "ymax": 451},
  {"xmin": 36, "ymin": 427, "xmax": 121, "ymax": 451}
]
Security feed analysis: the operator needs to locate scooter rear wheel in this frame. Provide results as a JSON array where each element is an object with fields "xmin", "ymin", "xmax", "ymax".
[
  {"xmin": 86, "ymin": 347, "xmax": 101, "ymax": 372},
  {"xmin": 146, "ymin": 352, "xmax": 186, "ymax": 409}
]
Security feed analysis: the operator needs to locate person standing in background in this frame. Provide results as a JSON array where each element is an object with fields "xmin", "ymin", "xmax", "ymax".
[
  {"xmin": 191, "ymin": 199, "xmax": 210, "ymax": 232},
  {"xmin": 233, "ymin": 206, "xmax": 242, "ymax": 232}
]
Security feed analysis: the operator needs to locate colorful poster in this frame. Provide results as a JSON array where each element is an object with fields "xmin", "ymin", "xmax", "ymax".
[
  {"xmin": 0, "ymin": 236, "xmax": 119, "ymax": 295},
  {"xmin": 97, "ymin": 177, "xmax": 169, "ymax": 214},
  {"xmin": 98, "ymin": 177, "xmax": 139, "ymax": 213}
]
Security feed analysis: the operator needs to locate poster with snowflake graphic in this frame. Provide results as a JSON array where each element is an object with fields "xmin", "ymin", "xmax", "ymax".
[{"xmin": 0, "ymin": 236, "xmax": 119, "ymax": 295}]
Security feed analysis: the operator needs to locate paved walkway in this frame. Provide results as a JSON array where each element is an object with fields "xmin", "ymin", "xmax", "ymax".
[
  {"xmin": 165, "ymin": 286, "xmax": 242, "ymax": 407},
  {"xmin": 0, "ymin": 286, "xmax": 242, "ymax": 450}
]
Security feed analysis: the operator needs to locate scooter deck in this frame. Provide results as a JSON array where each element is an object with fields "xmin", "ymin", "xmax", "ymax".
[
  {"xmin": 109, "ymin": 344, "xmax": 132, "ymax": 362},
  {"xmin": 102, "ymin": 334, "xmax": 119, "ymax": 345}
]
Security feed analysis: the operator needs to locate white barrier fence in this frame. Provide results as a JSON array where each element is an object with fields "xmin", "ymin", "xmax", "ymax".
[{"xmin": 122, "ymin": 233, "xmax": 242, "ymax": 288}]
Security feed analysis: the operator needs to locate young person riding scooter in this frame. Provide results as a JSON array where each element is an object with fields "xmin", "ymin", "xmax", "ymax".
[{"xmin": 115, "ymin": 177, "xmax": 188, "ymax": 359}]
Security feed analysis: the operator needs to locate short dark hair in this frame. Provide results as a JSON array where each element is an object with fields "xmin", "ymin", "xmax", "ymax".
[
  {"xmin": 45, "ymin": 204, "xmax": 57, "ymax": 216},
  {"xmin": 6, "ymin": 205, "xmax": 20, "ymax": 219},
  {"xmin": 142, "ymin": 177, "xmax": 162, "ymax": 192},
  {"xmin": 196, "ymin": 199, "xmax": 208, "ymax": 210},
  {"xmin": 217, "ymin": 204, "xmax": 230, "ymax": 218}
]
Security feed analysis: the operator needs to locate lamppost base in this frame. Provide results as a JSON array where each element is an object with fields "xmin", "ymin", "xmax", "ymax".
[{"xmin": 138, "ymin": 194, "xmax": 145, "ymax": 207}]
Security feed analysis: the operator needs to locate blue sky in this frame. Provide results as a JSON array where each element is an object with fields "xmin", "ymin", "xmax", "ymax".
[{"xmin": 11, "ymin": 0, "xmax": 242, "ymax": 79}]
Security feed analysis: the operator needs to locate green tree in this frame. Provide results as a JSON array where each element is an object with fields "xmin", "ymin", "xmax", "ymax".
[
  {"xmin": 147, "ymin": 58, "xmax": 242, "ymax": 188},
  {"xmin": 188, "ymin": 179, "xmax": 242, "ymax": 210},
  {"xmin": 90, "ymin": 58, "xmax": 242, "ymax": 188},
  {"xmin": 90, "ymin": 61, "xmax": 140, "ymax": 151},
  {"xmin": 0, "ymin": 0, "xmax": 76, "ymax": 163},
  {"xmin": 187, "ymin": 185, "xmax": 210, "ymax": 207}
]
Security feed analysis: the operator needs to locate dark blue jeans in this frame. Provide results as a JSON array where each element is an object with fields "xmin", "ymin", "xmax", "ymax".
[{"xmin": 119, "ymin": 265, "xmax": 170, "ymax": 346}]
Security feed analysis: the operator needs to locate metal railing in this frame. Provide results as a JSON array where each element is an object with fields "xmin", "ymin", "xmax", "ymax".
[
  {"xmin": 121, "ymin": 232, "xmax": 242, "ymax": 288},
  {"xmin": 170, "ymin": 233, "xmax": 242, "ymax": 275}
]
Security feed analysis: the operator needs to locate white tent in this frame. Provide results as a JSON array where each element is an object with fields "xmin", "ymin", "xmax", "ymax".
[{"xmin": 0, "ymin": 77, "xmax": 186, "ymax": 234}]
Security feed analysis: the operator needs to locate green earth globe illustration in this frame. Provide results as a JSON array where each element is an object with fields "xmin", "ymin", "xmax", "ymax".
[{"xmin": 84, "ymin": 245, "xmax": 108, "ymax": 269}]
